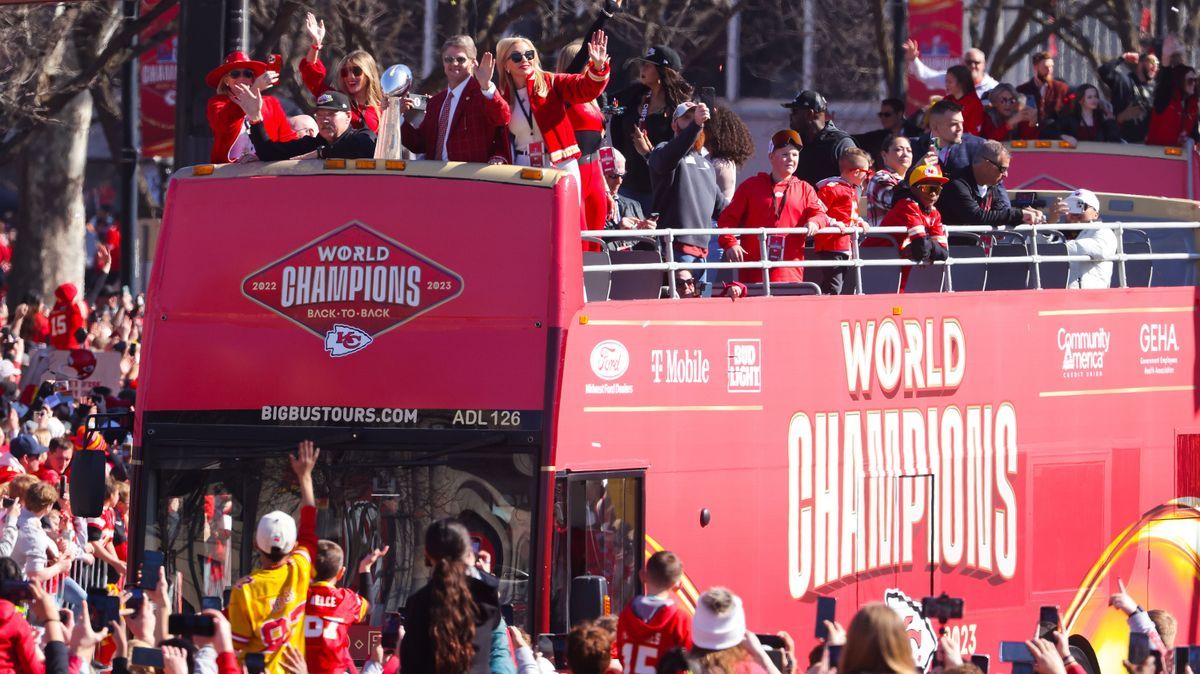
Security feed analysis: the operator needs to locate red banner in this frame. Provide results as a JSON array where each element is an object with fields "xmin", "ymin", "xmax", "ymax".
[
  {"xmin": 139, "ymin": 0, "xmax": 178, "ymax": 158},
  {"xmin": 906, "ymin": 0, "xmax": 964, "ymax": 113}
]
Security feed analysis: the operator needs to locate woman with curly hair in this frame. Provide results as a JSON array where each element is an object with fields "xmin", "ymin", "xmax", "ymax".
[
  {"xmin": 401, "ymin": 519, "xmax": 509, "ymax": 674},
  {"xmin": 610, "ymin": 46, "xmax": 694, "ymax": 211},
  {"xmin": 704, "ymin": 107, "xmax": 755, "ymax": 200}
]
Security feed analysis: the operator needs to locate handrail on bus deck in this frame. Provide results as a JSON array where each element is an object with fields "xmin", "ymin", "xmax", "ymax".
[{"xmin": 581, "ymin": 221, "xmax": 1200, "ymax": 297}]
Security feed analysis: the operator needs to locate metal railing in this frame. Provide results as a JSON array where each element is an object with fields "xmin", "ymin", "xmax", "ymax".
[{"xmin": 583, "ymin": 221, "xmax": 1200, "ymax": 298}]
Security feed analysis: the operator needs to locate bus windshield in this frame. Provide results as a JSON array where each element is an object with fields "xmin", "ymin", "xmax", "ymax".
[{"xmin": 141, "ymin": 443, "xmax": 537, "ymax": 626}]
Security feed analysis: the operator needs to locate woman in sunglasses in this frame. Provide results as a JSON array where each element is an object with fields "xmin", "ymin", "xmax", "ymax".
[
  {"xmin": 300, "ymin": 13, "xmax": 384, "ymax": 132},
  {"xmin": 495, "ymin": 31, "xmax": 611, "ymax": 187},
  {"xmin": 206, "ymin": 51, "xmax": 297, "ymax": 164}
]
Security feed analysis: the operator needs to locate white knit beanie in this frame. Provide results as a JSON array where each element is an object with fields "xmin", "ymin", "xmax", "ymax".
[{"xmin": 692, "ymin": 591, "xmax": 747, "ymax": 650}]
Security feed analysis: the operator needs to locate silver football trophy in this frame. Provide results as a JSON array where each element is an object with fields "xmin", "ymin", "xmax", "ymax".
[{"xmin": 375, "ymin": 64, "xmax": 413, "ymax": 160}]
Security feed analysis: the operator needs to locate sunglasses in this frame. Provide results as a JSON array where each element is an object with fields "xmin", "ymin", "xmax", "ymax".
[
  {"xmin": 679, "ymin": 277, "xmax": 697, "ymax": 285},
  {"xmin": 916, "ymin": 184, "xmax": 943, "ymax": 194},
  {"xmin": 229, "ymin": 69, "xmax": 256, "ymax": 79},
  {"xmin": 509, "ymin": 50, "xmax": 537, "ymax": 64},
  {"xmin": 770, "ymin": 129, "xmax": 803, "ymax": 151},
  {"xmin": 443, "ymin": 56, "xmax": 470, "ymax": 65},
  {"xmin": 341, "ymin": 66, "xmax": 364, "ymax": 78},
  {"xmin": 986, "ymin": 157, "xmax": 1010, "ymax": 174}
]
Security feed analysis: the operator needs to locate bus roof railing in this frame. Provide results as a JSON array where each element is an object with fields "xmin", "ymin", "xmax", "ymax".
[{"xmin": 581, "ymin": 221, "xmax": 1200, "ymax": 297}]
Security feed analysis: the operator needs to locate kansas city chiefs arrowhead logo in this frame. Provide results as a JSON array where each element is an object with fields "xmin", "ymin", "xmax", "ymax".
[
  {"xmin": 885, "ymin": 589, "xmax": 938, "ymax": 672},
  {"xmin": 242, "ymin": 221, "xmax": 464, "ymax": 356},
  {"xmin": 324, "ymin": 324, "xmax": 373, "ymax": 357}
]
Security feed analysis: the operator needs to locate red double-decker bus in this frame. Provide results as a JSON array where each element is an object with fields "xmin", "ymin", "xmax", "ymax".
[{"xmin": 132, "ymin": 157, "xmax": 1200, "ymax": 673}]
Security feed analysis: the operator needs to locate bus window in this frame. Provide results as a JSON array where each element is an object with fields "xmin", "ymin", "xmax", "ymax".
[
  {"xmin": 550, "ymin": 472, "xmax": 644, "ymax": 631},
  {"xmin": 142, "ymin": 447, "xmax": 536, "ymax": 627}
]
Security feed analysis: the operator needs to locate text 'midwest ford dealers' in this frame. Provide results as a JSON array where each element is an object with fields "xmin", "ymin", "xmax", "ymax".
[{"xmin": 242, "ymin": 221, "xmax": 464, "ymax": 356}]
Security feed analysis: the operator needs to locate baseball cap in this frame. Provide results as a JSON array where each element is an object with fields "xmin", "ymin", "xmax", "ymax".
[
  {"xmin": 256, "ymin": 510, "xmax": 298, "ymax": 554},
  {"xmin": 0, "ymin": 360, "xmax": 20, "ymax": 379},
  {"xmin": 782, "ymin": 90, "xmax": 828, "ymax": 112},
  {"xmin": 604, "ymin": 148, "xmax": 627, "ymax": 177},
  {"xmin": 632, "ymin": 45, "xmax": 683, "ymax": 72},
  {"xmin": 314, "ymin": 91, "xmax": 351, "ymax": 112},
  {"xmin": 1066, "ymin": 188, "xmax": 1100, "ymax": 214},
  {"xmin": 908, "ymin": 160, "xmax": 950, "ymax": 187},
  {"xmin": 10, "ymin": 433, "xmax": 48, "ymax": 460},
  {"xmin": 672, "ymin": 101, "xmax": 698, "ymax": 120}
]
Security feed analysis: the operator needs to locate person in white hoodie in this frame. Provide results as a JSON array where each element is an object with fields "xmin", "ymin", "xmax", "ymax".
[{"xmin": 1055, "ymin": 188, "xmax": 1118, "ymax": 289}]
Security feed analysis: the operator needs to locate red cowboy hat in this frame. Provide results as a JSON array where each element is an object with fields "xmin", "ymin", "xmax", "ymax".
[{"xmin": 206, "ymin": 51, "xmax": 268, "ymax": 88}]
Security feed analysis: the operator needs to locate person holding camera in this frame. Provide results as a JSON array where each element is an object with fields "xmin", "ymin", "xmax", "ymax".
[
  {"xmin": 937, "ymin": 141, "xmax": 1045, "ymax": 228},
  {"xmin": 401, "ymin": 36, "xmax": 511, "ymax": 164}
]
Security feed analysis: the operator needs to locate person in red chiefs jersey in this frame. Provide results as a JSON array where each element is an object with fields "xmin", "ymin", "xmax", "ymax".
[
  {"xmin": 814, "ymin": 147, "xmax": 873, "ymax": 296},
  {"xmin": 48, "ymin": 283, "xmax": 88, "ymax": 350},
  {"xmin": 879, "ymin": 159, "xmax": 950, "ymax": 293},
  {"xmin": 305, "ymin": 540, "xmax": 389, "ymax": 674},
  {"xmin": 616, "ymin": 551, "xmax": 692, "ymax": 674}
]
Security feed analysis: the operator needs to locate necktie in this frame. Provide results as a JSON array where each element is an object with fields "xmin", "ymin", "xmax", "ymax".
[{"xmin": 435, "ymin": 91, "xmax": 453, "ymax": 160}]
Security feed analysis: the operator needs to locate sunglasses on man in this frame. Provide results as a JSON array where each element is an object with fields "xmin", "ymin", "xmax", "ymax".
[
  {"xmin": 509, "ymin": 50, "xmax": 537, "ymax": 64},
  {"xmin": 341, "ymin": 65, "xmax": 364, "ymax": 77},
  {"xmin": 443, "ymin": 55, "xmax": 471, "ymax": 65}
]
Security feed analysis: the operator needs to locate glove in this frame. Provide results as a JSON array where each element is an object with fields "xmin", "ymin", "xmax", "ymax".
[
  {"xmin": 927, "ymin": 240, "xmax": 949, "ymax": 262},
  {"xmin": 907, "ymin": 236, "xmax": 932, "ymax": 264}
]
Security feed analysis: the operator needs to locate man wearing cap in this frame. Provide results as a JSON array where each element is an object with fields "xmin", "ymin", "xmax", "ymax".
[
  {"xmin": 603, "ymin": 148, "xmax": 657, "ymax": 250},
  {"xmin": 233, "ymin": 89, "xmax": 376, "ymax": 161},
  {"xmin": 718, "ymin": 129, "xmax": 828, "ymax": 285},
  {"xmin": 937, "ymin": 140, "xmax": 1044, "ymax": 228},
  {"xmin": 228, "ymin": 441, "xmax": 319, "ymax": 674},
  {"xmin": 647, "ymin": 102, "xmax": 727, "ymax": 279},
  {"xmin": 0, "ymin": 434, "xmax": 47, "ymax": 485},
  {"xmin": 783, "ymin": 90, "xmax": 857, "ymax": 187},
  {"xmin": 1049, "ymin": 189, "xmax": 1116, "ymax": 289}
]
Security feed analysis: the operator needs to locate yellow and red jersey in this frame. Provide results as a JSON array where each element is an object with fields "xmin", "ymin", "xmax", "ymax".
[
  {"xmin": 304, "ymin": 582, "xmax": 369, "ymax": 674},
  {"xmin": 229, "ymin": 506, "xmax": 317, "ymax": 674}
]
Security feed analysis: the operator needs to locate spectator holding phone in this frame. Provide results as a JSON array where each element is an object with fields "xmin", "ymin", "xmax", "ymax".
[
  {"xmin": 300, "ymin": 13, "xmax": 383, "ymax": 133},
  {"xmin": 616, "ymin": 551, "xmax": 691, "ymax": 673},
  {"xmin": 838, "ymin": 604, "xmax": 917, "ymax": 674},
  {"xmin": 1111, "ymin": 578, "xmax": 1176, "ymax": 673},
  {"xmin": 401, "ymin": 518, "xmax": 511, "ymax": 674},
  {"xmin": 688, "ymin": 588, "xmax": 783, "ymax": 674},
  {"xmin": 0, "ymin": 557, "xmax": 42, "ymax": 674},
  {"xmin": 228, "ymin": 441, "xmax": 319, "ymax": 674}
]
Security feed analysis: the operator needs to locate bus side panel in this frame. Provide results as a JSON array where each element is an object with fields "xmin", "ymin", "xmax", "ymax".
[{"xmin": 554, "ymin": 288, "xmax": 1200, "ymax": 671}]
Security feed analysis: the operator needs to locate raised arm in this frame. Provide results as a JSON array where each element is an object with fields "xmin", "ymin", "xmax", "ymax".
[
  {"xmin": 290, "ymin": 440, "xmax": 320, "ymax": 556},
  {"xmin": 566, "ymin": 0, "xmax": 621, "ymax": 74}
]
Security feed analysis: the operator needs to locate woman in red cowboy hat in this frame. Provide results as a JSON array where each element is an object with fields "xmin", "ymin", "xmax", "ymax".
[
  {"xmin": 298, "ymin": 12, "xmax": 384, "ymax": 132},
  {"xmin": 206, "ymin": 51, "xmax": 297, "ymax": 163}
]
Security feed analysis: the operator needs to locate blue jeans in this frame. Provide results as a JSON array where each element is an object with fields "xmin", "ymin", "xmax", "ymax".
[{"xmin": 60, "ymin": 577, "xmax": 87, "ymax": 621}]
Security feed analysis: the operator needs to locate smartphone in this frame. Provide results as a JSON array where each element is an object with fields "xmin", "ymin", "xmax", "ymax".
[
  {"xmin": 971, "ymin": 654, "xmax": 990, "ymax": 674},
  {"xmin": 245, "ymin": 653, "xmax": 266, "ymax": 674},
  {"xmin": 132, "ymin": 647, "xmax": 165, "ymax": 669},
  {"xmin": 1037, "ymin": 605, "xmax": 1060, "ymax": 641},
  {"xmin": 381, "ymin": 611, "xmax": 405, "ymax": 651},
  {"xmin": 999, "ymin": 641, "xmax": 1035, "ymax": 663},
  {"xmin": 222, "ymin": 588, "xmax": 232, "ymax": 609},
  {"xmin": 699, "ymin": 86, "xmax": 716, "ymax": 110},
  {"xmin": 757, "ymin": 634, "xmax": 789, "ymax": 674},
  {"xmin": 140, "ymin": 550, "xmax": 164, "ymax": 590},
  {"xmin": 1, "ymin": 497, "xmax": 14, "ymax": 509},
  {"xmin": 0, "ymin": 580, "xmax": 34, "ymax": 603},
  {"xmin": 470, "ymin": 536, "xmax": 482, "ymax": 555},
  {"xmin": 87, "ymin": 592, "xmax": 120, "ymax": 633},
  {"xmin": 536, "ymin": 634, "xmax": 568, "ymax": 670},
  {"xmin": 1129, "ymin": 632, "xmax": 1151, "ymax": 666},
  {"xmin": 126, "ymin": 588, "xmax": 145, "ymax": 614},
  {"xmin": 827, "ymin": 644, "xmax": 843, "ymax": 667},
  {"xmin": 201, "ymin": 596, "xmax": 223, "ymax": 612},
  {"xmin": 598, "ymin": 146, "xmax": 616, "ymax": 175},
  {"xmin": 1189, "ymin": 646, "xmax": 1200, "ymax": 674},
  {"xmin": 1176, "ymin": 648, "xmax": 1190, "ymax": 674},
  {"xmin": 500, "ymin": 604, "xmax": 514, "ymax": 625},
  {"xmin": 267, "ymin": 54, "xmax": 282, "ymax": 74},
  {"xmin": 814, "ymin": 596, "xmax": 837, "ymax": 640},
  {"xmin": 168, "ymin": 613, "xmax": 216, "ymax": 637}
]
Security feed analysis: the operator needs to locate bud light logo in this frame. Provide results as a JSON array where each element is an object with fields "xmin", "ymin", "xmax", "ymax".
[{"xmin": 324, "ymin": 324, "xmax": 373, "ymax": 357}]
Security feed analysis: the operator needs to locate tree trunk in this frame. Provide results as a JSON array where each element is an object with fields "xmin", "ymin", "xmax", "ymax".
[{"xmin": 12, "ymin": 89, "xmax": 92, "ymax": 307}]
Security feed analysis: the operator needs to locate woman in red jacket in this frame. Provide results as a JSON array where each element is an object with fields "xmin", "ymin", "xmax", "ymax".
[
  {"xmin": 496, "ymin": 32, "xmax": 611, "ymax": 196},
  {"xmin": 556, "ymin": 41, "xmax": 609, "ymax": 248},
  {"xmin": 1147, "ymin": 65, "xmax": 1199, "ymax": 147},
  {"xmin": 206, "ymin": 52, "xmax": 296, "ymax": 163},
  {"xmin": 299, "ymin": 13, "xmax": 384, "ymax": 132},
  {"xmin": 945, "ymin": 64, "xmax": 985, "ymax": 136}
]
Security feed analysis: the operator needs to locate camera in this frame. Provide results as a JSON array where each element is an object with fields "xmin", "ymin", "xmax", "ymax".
[{"xmin": 921, "ymin": 592, "xmax": 964, "ymax": 623}]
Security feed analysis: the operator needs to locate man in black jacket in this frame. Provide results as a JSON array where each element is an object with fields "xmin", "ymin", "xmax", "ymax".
[
  {"xmin": 909, "ymin": 99, "xmax": 1011, "ymax": 208},
  {"xmin": 784, "ymin": 90, "xmax": 856, "ymax": 186},
  {"xmin": 232, "ymin": 89, "xmax": 377, "ymax": 160},
  {"xmin": 938, "ymin": 140, "xmax": 1044, "ymax": 228},
  {"xmin": 1098, "ymin": 52, "xmax": 1158, "ymax": 143}
]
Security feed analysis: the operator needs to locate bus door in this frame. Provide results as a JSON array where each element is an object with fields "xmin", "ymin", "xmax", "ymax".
[
  {"xmin": 138, "ymin": 440, "xmax": 539, "ymax": 637},
  {"xmin": 548, "ymin": 471, "xmax": 645, "ymax": 633}
]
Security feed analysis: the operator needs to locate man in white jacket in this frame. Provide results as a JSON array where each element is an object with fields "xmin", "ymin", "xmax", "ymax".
[{"xmin": 1058, "ymin": 189, "xmax": 1118, "ymax": 289}]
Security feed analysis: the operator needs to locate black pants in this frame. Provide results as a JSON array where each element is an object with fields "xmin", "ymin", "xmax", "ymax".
[{"xmin": 813, "ymin": 250, "xmax": 857, "ymax": 295}]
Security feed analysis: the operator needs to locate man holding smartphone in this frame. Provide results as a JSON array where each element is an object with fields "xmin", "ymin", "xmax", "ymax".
[{"xmin": 228, "ymin": 441, "xmax": 320, "ymax": 674}]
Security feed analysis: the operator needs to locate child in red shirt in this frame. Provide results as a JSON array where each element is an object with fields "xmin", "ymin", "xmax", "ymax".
[
  {"xmin": 305, "ymin": 541, "xmax": 389, "ymax": 674},
  {"xmin": 616, "ymin": 551, "xmax": 692, "ymax": 674},
  {"xmin": 880, "ymin": 159, "xmax": 949, "ymax": 291},
  {"xmin": 814, "ymin": 147, "xmax": 873, "ymax": 295}
]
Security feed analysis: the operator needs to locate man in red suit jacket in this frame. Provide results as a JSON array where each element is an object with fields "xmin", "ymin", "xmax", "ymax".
[
  {"xmin": 1016, "ymin": 51, "xmax": 1070, "ymax": 126},
  {"xmin": 402, "ymin": 36, "xmax": 511, "ymax": 163}
]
